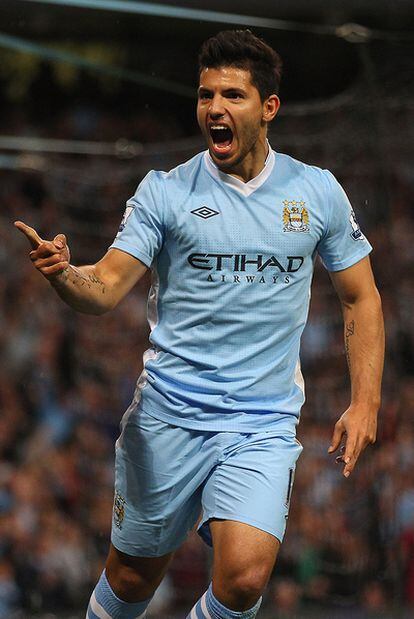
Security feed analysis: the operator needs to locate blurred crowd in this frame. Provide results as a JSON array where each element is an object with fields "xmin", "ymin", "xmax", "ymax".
[{"xmin": 1, "ymin": 100, "xmax": 414, "ymax": 619}]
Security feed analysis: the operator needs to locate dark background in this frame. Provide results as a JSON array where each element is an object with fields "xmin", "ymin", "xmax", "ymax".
[{"xmin": 0, "ymin": 2, "xmax": 413, "ymax": 618}]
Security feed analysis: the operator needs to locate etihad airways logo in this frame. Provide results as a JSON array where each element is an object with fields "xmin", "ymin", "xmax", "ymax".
[
  {"xmin": 187, "ymin": 253, "xmax": 305, "ymax": 285},
  {"xmin": 188, "ymin": 253, "xmax": 304, "ymax": 272}
]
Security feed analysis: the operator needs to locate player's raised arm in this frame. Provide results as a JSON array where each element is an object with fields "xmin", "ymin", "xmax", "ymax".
[
  {"xmin": 327, "ymin": 256, "xmax": 384, "ymax": 477},
  {"xmin": 15, "ymin": 220, "xmax": 148, "ymax": 315}
]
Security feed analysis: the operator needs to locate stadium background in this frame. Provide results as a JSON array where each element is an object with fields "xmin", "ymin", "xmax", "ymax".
[{"xmin": 0, "ymin": 0, "xmax": 413, "ymax": 617}]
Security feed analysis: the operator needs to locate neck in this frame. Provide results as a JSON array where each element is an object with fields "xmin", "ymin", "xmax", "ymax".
[{"xmin": 219, "ymin": 136, "xmax": 269, "ymax": 183}]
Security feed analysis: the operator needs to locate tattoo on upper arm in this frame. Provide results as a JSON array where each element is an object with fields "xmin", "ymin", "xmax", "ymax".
[{"xmin": 345, "ymin": 320, "xmax": 355, "ymax": 366}]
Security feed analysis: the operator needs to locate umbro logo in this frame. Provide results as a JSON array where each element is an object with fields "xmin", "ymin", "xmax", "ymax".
[{"xmin": 191, "ymin": 206, "xmax": 220, "ymax": 219}]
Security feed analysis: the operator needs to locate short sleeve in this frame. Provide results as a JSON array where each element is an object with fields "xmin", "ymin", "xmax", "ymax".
[
  {"xmin": 110, "ymin": 171, "xmax": 165, "ymax": 268},
  {"xmin": 318, "ymin": 170, "xmax": 372, "ymax": 272}
]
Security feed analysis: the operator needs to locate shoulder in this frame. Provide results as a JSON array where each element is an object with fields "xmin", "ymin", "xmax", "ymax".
[
  {"xmin": 132, "ymin": 152, "xmax": 204, "ymax": 203},
  {"xmin": 146, "ymin": 151, "xmax": 206, "ymax": 190},
  {"xmin": 276, "ymin": 151, "xmax": 332, "ymax": 190},
  {"xmin": 130, "ymin": 152, "xmax": 205, "ymax": 225}
]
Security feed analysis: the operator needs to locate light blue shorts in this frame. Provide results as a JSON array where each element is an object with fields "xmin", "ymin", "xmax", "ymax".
[{"xmin": 111, "ymin": 409, "xmax": 302, "ymax": 557}]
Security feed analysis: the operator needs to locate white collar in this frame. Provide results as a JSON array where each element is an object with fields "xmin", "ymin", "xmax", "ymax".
[{"xmin": 204, "ymin": 143, "xmax": 275, "ymax": 197}]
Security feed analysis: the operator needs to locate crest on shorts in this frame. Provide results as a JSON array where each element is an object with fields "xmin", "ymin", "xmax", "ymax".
[
  {"xmin": 113, "ymin": 490, "xmax": 126, "ymax": 529},
  {"xmin": 283, "ymin": 200, "xmax": 310, "ymax": 233}
]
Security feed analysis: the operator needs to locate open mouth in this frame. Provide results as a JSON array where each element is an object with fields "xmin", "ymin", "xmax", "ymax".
[{"xmin": 209, "ymin": 124, "xmax": 234, "ymax": 153}]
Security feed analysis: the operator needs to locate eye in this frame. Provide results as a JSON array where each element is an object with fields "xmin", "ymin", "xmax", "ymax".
[
  {"xmin": 226, "ymin": 92, "xmax": 244, "ymax": 100},
  {"xmin": 198, "ymin": 91, "xmax": 212, "ymax": 100}
]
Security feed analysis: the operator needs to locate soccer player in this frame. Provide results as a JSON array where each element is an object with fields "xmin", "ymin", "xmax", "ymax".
[{"xmin": 16, "ymin": 30, "xmax": 384, "ymax": 619}]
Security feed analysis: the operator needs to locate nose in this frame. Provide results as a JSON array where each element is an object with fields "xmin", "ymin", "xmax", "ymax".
[{"xmin": 208, "ymin": 94, "xmax": 225, "ymax": 119}]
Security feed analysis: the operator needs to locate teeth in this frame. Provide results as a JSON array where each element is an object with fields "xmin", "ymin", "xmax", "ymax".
[{"xmin": 211, "ymin": 125, "xmax": 228, "ymax": 130}]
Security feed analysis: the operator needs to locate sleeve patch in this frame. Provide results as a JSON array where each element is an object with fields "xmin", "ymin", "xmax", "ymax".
[
  {"xmin": 349, "ymin": 208, "xmax": 364, "ymax": 241},
  {"xmin": 118, "ymin": 205, "xmax": 134, "ymax": 233}
]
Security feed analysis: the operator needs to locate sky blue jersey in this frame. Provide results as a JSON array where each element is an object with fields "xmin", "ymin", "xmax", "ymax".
[{"xmin": 110, "ymin": 148, "xmax": 372, "ymax": 433}]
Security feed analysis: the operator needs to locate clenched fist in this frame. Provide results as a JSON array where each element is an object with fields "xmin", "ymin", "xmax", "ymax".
[{"xmin": 15, "ymin": 221, "xmax": 70, "ymax": 280}]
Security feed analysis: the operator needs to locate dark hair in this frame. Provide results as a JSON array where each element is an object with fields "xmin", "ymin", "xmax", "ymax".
[{"xmin": 198, "ymin": 30, "xmax": 282, "ymax": 101}]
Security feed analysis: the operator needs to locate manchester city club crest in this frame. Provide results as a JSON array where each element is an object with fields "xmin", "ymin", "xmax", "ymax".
[
  {"xmin": 113, "ymin": 490, "xmax": 126, "ymax": 529},
  {"xmin": 283, "ymin": 200, "xmax": 310, "ymax": 233}
]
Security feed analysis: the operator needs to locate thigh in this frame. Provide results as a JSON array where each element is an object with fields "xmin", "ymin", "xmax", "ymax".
[
  {"xmin": 210, "ymin": 519, "xmax": 280, "ymax": 581},
  {"xmin": 198, "ymin": 432, "xmax": 303, "ymax": 547},
  {"xmin": 112, "ymin": 410, "xmax": 213, "ymax": 557}
]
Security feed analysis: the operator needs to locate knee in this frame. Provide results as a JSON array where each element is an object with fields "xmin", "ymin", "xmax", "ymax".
[
  {"xmin": 214, "ymin": 566, "xmax": 268, "ymax": 611},
  {"xmin": 104, "ymin": 544, "xmax": 172, "ymax": 603},
  {"xmin": 231, "ymin": 572, "xmax": 264, "ymax": 607},
  {"xmin": 105, "ymin": 564, "xmax": 156, "ymax": 602}
]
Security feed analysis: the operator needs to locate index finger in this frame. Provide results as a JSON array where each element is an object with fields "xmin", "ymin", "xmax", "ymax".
[
  {"xmin": 14, "ymin": 220, "xmax": 43, "ymax": 249},
  {"xmin": 343, "ymin": 439, "xmax": 360, "ymax": 478}
]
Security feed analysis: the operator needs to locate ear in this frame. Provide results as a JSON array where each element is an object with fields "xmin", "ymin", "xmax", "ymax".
[{"xmin": 262, "ymin": 95, "xmax": 280, "ymax": 123}]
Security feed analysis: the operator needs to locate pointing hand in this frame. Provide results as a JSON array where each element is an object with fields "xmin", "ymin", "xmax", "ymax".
[{"xmin": 15, "ymin": 220, "xmax": 71, "ymax": 280}]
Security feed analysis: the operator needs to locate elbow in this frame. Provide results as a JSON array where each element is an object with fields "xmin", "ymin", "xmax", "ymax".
[
  {"xmin": 91, "ymin": 306, "xmax": 111, "ymax": 316},
  {"xmin": 342, "ymin": 286, "xmax": 383, "ymax": 313},
  {"xmin": 92, "ymin": 300, "xmax": 117, "ymax": 315},
  {"xmin": 73, "ymin": 299, "xmax": 116, "ymax": 316},
  {"xmin": 85, "ymin": 292, "xmax": 120, "ymax": 315},
  {"xmin": 374, "ymin": 287, "xmax": 383, "ymax": 308},
  {"xmin": 370, "ymin": 287, "xmax": 383, "ymax": 318}
]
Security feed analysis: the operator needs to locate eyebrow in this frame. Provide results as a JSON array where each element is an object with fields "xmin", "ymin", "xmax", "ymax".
[{"xmin": 197, "ymin": 86, "xmax": 247, "ymax": 95}]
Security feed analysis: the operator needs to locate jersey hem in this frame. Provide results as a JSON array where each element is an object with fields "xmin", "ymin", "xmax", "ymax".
[{"xmin": 141, "ymin": 402, "xmax": 298, "ymax": 435}]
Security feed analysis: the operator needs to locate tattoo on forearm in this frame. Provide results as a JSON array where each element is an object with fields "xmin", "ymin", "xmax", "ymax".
[
  {"xmin": 345, "ymin": 320, "xmax": 355, "ymax": 367},
  {"xmin": 87, "ymin": 273, "xmax": 106, "ymax": 293},
  {"xmin": 59, "ymin": 269, "xmax": 70, "ymax": 283},
  {"xmin": 63, "ymin": 267, "xmax": 106, "ymax": 293}
]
